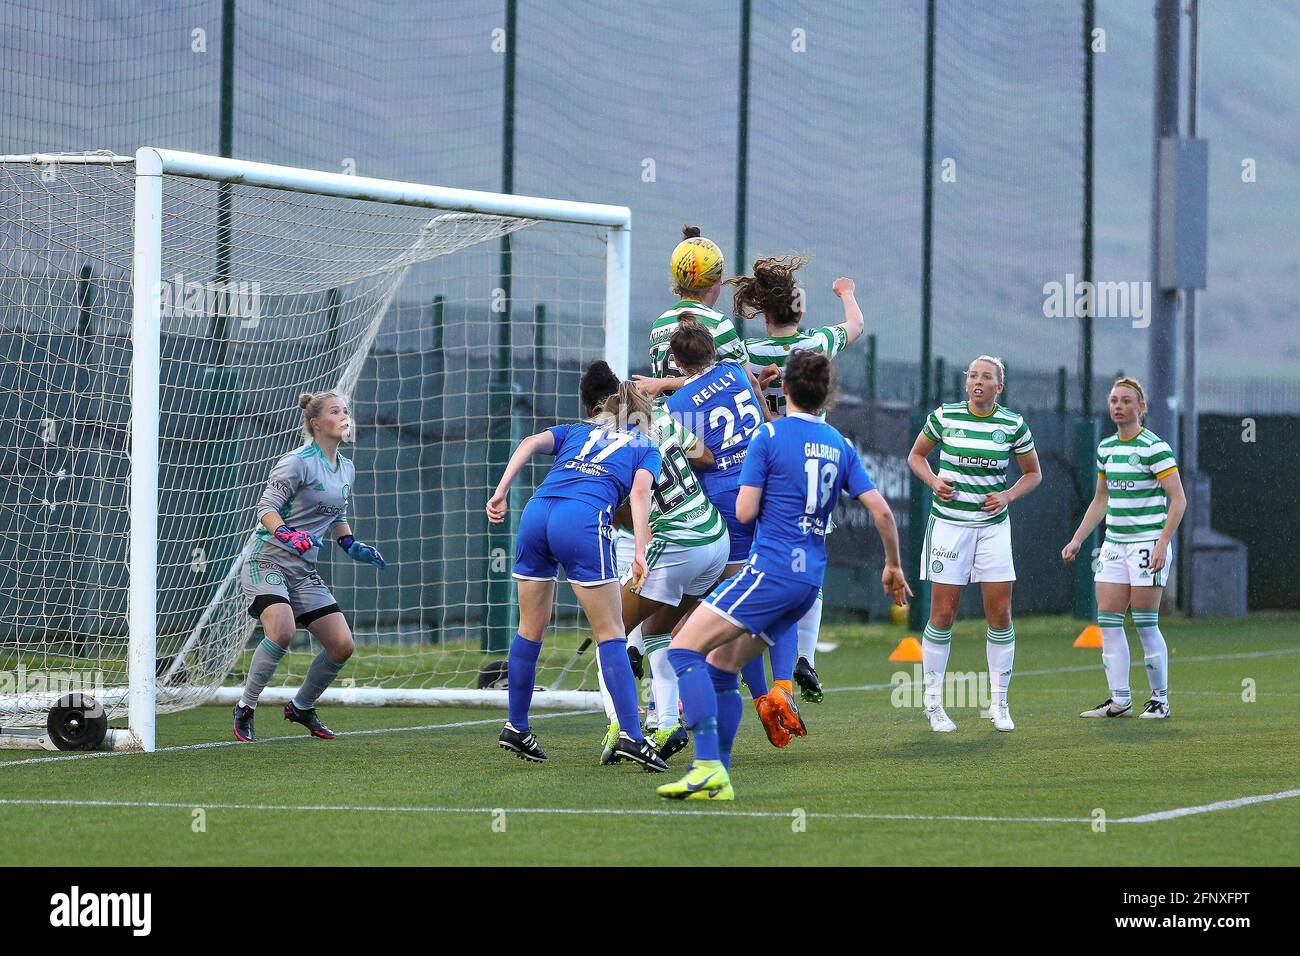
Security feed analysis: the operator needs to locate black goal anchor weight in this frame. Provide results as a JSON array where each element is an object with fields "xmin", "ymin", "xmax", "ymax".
[{"xmin": 46, "ymin": 693, "xmax": 109, "ymax": 751}]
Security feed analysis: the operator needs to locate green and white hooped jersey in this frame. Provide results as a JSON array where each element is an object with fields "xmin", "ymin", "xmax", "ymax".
[
  {"xmin": 745, "ymin": 324, "xmax": 850, "ymax": 416},
  {"xmin": 922, "ymin": 403, "xmax": 1034, "ymax": 527},
  {"xmin": 1096, "ymin": 428, "xmax": 1177, "ymax": 543},
  {"xmin": 649, "ymin": 299, "xmax": 749, "ymax": 379},
  {"xmin": 646, "ymin": 403, "xmax": 727, "ymax": 548}
]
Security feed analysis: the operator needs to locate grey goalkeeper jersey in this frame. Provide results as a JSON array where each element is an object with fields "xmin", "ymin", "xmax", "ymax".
[{"xmin": 255, "ymin": 440, "xmax": 355, "ymax": 564}]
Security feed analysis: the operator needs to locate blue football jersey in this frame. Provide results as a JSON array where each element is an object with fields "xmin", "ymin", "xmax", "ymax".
[
  {"xmin": 533, "ymin": 422, "xmax": 662, "ymax": 513},
  {"xmin": 738, "ymin": 413, "xmax": 875, "ymax": 585},
  {"xmin": 665, "ymin": 361, "xmax": 765, "ymax": 497}
]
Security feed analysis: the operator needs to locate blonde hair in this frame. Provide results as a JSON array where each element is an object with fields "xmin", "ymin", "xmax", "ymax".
[
  {"xmin": 299, "ymin": 391, "xmax": 350, "ymax": 442},
  {"xmin": 591, "ymin": 380, "xmax": 654, "ymax": 435},
  {"xmin": 968, "ymin": 354, "xmax": 1006, "ymax": 384}
]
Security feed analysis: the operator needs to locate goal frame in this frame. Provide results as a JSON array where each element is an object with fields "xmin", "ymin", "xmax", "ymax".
[{"xmin": 0, "ymin": 147, "xmax": 630, "ymax": 752}]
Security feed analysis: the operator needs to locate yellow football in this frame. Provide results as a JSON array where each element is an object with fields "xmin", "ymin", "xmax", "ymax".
[{"xmin": 669, "ymin": 236, "xmax": 724, "ymax": 292}]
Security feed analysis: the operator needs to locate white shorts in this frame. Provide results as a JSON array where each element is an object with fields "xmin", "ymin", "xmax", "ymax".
[
  {"xmin": 1094, "ymin": 539, "xmax": 1171, "ymax": 588},
  {"xmin": 616, "ymin": 533, "xmax": 730, "ymax": 607},
  {"xmin": 919, "ymin": 515, "xmax": 1016, "ymax": 585}
]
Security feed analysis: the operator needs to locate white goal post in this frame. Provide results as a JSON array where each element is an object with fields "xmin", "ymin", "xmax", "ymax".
[{"xmin": 0, "ymin": 148, "xmax": 629, "ymax": 752}]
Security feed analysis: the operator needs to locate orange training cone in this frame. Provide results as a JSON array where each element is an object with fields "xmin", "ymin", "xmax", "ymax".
[
  {"xmin": 889, "ymin": 636, "xmax": 924, "ymax": 662},
  {"xmin": 1073, "ymin": 624, "xmax": 1103, "ymax": 648}
]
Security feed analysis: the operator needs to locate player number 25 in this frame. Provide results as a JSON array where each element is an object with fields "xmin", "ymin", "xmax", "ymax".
[{"xmin": 709, "ymin": 392, "xmax": 763, "ymax": 450}]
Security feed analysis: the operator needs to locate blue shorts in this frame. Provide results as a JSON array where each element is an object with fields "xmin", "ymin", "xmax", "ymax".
[
  {"xmin": 710, "ymin": 486, "xmax": 754, "ymax": 564},
  {"xmin": 703, "ymin": 562, "xmax": 819, "ymax": 646},
  {"xmin": 513, "ymin": 496, "xmax": 618, "ymax": 586}
]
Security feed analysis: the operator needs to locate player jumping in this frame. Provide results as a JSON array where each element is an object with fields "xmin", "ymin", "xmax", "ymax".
[
  {"xmin": 735, "ymin": 257, "xmax": 866, "ymax": 705},
  {"xmin": 1063, "ymin": 376, "xmax": 1185, "ymax": 719},
  {"xmin": 656, "ymin": 351, "xmax": 909, "ymax": 800}
]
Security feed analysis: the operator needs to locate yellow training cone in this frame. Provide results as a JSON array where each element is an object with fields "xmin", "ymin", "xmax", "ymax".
[
  {"xmin": 1073, "ymin": 624, "xmax": 1103, "ymax": 648},
  {"xmin": 888, "ymin": 636, "xmax": 924, "ymax": 662}
]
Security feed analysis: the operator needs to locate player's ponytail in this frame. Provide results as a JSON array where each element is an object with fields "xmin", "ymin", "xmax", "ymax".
[
  {"xmin": 783, "ymin": 349, "xmax": 835, "ymax": 415},
  {"xmin": 299, "ymin": 390, "xmax": 350, "ymax": 442},
  {"xmin": 599, "ymin": 380, "xmax": 654, "ymax": 435},
  {"xmin": 727, "ymin": 253, "xmax": 809, "ymax": 326},
  {"xmin": 669, "ymin": 313, "xmax": 716, "ymax": 373}
]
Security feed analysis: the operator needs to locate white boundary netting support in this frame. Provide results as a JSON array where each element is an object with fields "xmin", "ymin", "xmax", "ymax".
[{"xmin": 0, "ymin": 148, "xmax": 629, "ymax": 751}]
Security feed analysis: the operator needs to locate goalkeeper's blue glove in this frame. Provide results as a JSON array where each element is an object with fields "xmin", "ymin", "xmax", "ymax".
[
  {"xmin": 337, "ymin": 534, "xmax": 386, "ymax": 568},
  {"xmin": 274, "ymin": 524, "xmax": 322, "ymax": 555}
]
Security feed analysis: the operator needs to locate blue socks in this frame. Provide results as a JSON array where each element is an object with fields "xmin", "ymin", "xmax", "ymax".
[
  {"xmin": 769, "ymin": 623, "xmax": 798, "ymax": 684},
  {"xmin": 597, "ymin": 637, "xmax": 644, "ymax": 742},
  {"xmin": 740, "ymin": 655, "xmax": 768, "ymax": 700},
  {"xmin": 507, "ymin": 633, "xmax": 541, "ymax": 730},
  {"xmin": 709, "ymin": 663, "xmax": 742, "ymax": 770},
  {"xmin": 668, "ymin": 647, "xmax": 719, "ymax": 761}
]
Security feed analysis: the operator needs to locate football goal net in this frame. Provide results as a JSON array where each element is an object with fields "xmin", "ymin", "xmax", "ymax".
[{"xmin": 0, "ymin": 148, "xmax": 629, "ymax": 751}]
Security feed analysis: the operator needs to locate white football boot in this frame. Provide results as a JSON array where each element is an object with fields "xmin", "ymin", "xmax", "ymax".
[
  {"xmin": 924, "ymin": 703, "xmax": 957, "ymax": 733},
  {"xmin": 989, "ymin": 701, "xmax": 1015, "ymax": 732}
]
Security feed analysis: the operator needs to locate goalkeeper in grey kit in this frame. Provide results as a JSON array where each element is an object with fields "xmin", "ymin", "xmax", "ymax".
[{"xmin": 232, "ymin": 391, "xmax": 386, "ymax": 742}]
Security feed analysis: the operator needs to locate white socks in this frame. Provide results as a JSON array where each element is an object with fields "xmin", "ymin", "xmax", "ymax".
[
  {"xmin": 921, "ymin": 623, "xmax": 952, "ymax": 707},
  {"xmin": 1097, "ymin": 610, "xmax": 1132, "ymax": 705},
  {"xmin": 1131, "ymin": 609, "xmax": 1169, "ymax": 701},
  {"xmin": 986, "ymin": 625, "xmax": 1015, "ymax": 708},
  {"xmin": 796, "ymin": 594, "xmax": 824, "ymax": 665},
  {"xmin": 644, "ymin": 635, "xmax": 677, "ymax": 730}
]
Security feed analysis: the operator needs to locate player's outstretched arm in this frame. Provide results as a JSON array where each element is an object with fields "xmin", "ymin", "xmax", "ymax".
[
  {"xmin": 486, "ymin": 430, "xmax": 556, "ymax": 524},
  {"xmin": 631, "ymin": 374, "xmax": 686, "ymax": 398},
  {"xmin": 831, "ymin": 277, "xmax": 865, "ymax": 346},
  {"xmin": 907, "ymin": 433, "xmax": 953, "ymax": 501},
  {"xmin": 858, "ymin": 488, "xmax": 912, "ymax": 606},
  {"xmin": 1062, "ymin": 476, "xmax": 1109, "ymax": 562}
]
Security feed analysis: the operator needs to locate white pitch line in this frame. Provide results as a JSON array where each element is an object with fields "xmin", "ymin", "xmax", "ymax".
[
  {"xmin": 0, "ymin": 709, "xmax": 598, "ymax": 770},
  {"xmin": 828, "ymin": 645, "xmax": 1300, "ymax": 694},
  {"xmin": 2, "ymin": 788, "xmax": 1298, "ymax": 825},
  {"xmin": 1116, "ymin": 788, "xmax": 1300, "ymax": 824},
  {"xmin": 0, "ymin": 797, "xmax": 1090, "ymax": 824}
]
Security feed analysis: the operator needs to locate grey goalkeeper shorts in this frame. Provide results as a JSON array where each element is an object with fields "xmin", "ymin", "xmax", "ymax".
[{"xmin": 240, "ymin": 540, "xmax": 340, "ymax": 626}]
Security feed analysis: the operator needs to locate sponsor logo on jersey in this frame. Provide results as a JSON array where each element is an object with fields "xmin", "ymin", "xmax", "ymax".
[
  {"xmin": 563, "ymin": 460, "xmax": 608, "ymax": 478},
  {"xmin": 1107, "ymin": 479, "xmax": 1137, "ymax": 490},
  {"xmin": 958, "ymin": 455, "xmax": 999, "ymax": 469}
]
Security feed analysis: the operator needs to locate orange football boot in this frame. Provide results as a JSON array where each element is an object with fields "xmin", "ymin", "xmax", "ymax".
[{"xmin": 753, "ymin": 694, "xmax": 792, "ymax": 748}]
